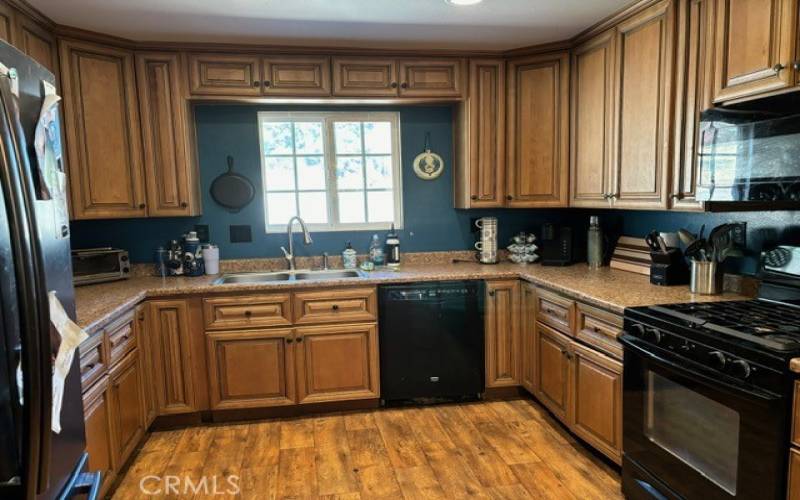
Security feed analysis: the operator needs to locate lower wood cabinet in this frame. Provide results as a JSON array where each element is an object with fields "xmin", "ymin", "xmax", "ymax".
[
  {"xmin": 533, "ymin": 322, "xmax": 571, "ymax": 421},
  {"xmin": 135, "ymin": 303, "xmax": 157, "ymax": 427},
  {"xmin": 82, "ymin": 376, "xmax": 116, "ymax": 499},
  {"xmin": 108, "ymin": 348, "xmax": 146, "ymax": 467},
  {"xmin": 520, "ymin": 282, "xmax": 537, "ymax": 393},
  {"xmin": 788, "ymin": 448, "xmax": 800, "ymax": 500},
  {"xmin": 206, "ymin": 329, "xmax": 296, "ymax": 409},
  {"xmin": 149, "ymin": 299, "xmax": 197, "ymax": 415},
  {"xmin": 295, "ymin": 323, "xmax": 380, "ymax": 404},
  {"xmin": 485, "ymin": 280, "xmax": 521, "ymax": 388}
]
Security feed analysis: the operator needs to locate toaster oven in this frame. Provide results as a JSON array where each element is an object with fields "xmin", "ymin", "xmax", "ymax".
[{"xmin": 71, "ymin": 248, "xmax": 130, "ymax": 286}]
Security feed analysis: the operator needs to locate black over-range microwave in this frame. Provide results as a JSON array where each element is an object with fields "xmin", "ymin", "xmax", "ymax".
[{"xmin": 697, "ymin": 94, "xmax": 800, "ymax": 209}]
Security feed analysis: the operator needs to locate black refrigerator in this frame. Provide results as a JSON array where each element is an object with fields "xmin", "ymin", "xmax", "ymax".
[{"xmin": 0, "ymin": 41, "xmax": 99, "ymax": 499}]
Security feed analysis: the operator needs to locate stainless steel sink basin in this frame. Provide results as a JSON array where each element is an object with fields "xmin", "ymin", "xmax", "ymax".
[{"xmin": 213, "ymin": 269, "xmax": 361, "ymax": 285}]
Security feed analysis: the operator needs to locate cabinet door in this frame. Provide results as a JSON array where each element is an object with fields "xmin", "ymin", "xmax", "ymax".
[
  {"xmin": 534, "ymin": 323, "xmax": 571, "ymax": 422},
  {"xmin": 15, "ymin": 17, "xmax": 57, "ymax": 73},
  {"xmin": 0, "ymin": 3, "xmax": 14, "ymax": 44},
  {"xmin": 60, "ymin": 39, "xmax": 146, "ymax": 219},
  {"xmin": 455, "ymin": 59, "xmax": 505, "ymax": 208},
  {"xmin": 82, "ymin": 377, "xmax": 116, "ymax": 499},
  {"xmin": 485, "ymin": 280, "xmax": 521, "ymax": 388},
  {"xmin": 135, "ymin": 304, "xmax": 156, "ymax": 427},
  {"xmin": 789, "ymin": 448, "xmax": 800, "ymax": 500},
  {"xmin": 206, "ymin": 329, "xmax": 296, "ymax": 409},
  {"xmin": 149, "ymin": 300, "xmax": 196, "ymax": 415},
  {"xmin": 109, "ymin": 349, "xmax": 146, "ymax": 467},
  {"xmin": 520, "ymin": 282, "xmax": 537, "ymax": 394},
  {"xmin": 136, "ymin": 51, "xmax": 199, "ymax": 217},
  {"xmin": 332, "ymin": 57, "xmax": 398, "ymax": 96},
  {"xmin": 671, "ymin": 0, "xmax": 713, "ymax": 211},
  {"xmin": 294, "ymin": 323, "xmax": 380, "ymax": 404},
  {"xmin": 506, "ymin": 52, "xmax": 569, "ymax": 207},
  {"xmin": 188, "ymin": 53, "xmax": 261, "ymax": 95},
  {"xmin": 262, "ymin": 56, "xmax": 331, "ymax": 96},
  {"xmin": 568, "ymin": 341, "xmax": 623, "ymax": 464},
  {"xmin": 397, "ymin": 58, "xmax": 464, "ymax": 97},
  {"xmin": 611, "ymin": 0, "xmax": 674, "ymax": 209},
  {"xmin": 712, "ymin": 0, "xmax": 796, "ymax": 103},
  {"xmin": 570, "ymin": 30, "xmax": 616, "ymax": 208}
]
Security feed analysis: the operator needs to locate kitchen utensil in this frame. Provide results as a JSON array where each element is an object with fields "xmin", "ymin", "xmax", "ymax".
[
  {"xmin": 707, "ymin": 223, "xmax": 731, "ymax": 262},
  {"xmin": 645, "ymin": 231, "xmax": 661, "ymax": 252},
  {"xmin": 210, "ymin": 155, "xmax": 255, "ymax": 212},
  {"xmin": 690, "ymin": 260, "xmax": 723, "ymax": 295},
  {"xmin": 684, "ymin": 238, "xmax": 707, "ymax": 261},
  {"xmin": 677, "ymin": 228, "xmax": 696, "ymax": 247},
  {"xmin": 656, "ymin": 235, "xmax": 669, "ymax": 254}
]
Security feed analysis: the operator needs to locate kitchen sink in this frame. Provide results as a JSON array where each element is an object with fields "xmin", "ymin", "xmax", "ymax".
[{"xmin": 213, "ymin": 269, "xmax": 361, "ymax": 285}]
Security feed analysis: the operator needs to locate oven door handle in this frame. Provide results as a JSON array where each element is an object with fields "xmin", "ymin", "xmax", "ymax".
[{"xmin": 620, "ymin": 334, "xmax": 784, "ymax": 403}]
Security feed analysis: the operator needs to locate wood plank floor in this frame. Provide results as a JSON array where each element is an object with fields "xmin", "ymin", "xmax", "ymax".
[{"xmin": 111, "ymin": 398, "xmax": 622, "ymax": 499}]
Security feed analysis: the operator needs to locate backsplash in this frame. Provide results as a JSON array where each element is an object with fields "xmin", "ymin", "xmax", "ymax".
[{"xmin": 69, "ymin": 104, "xmax": 800, "ymax": 275}]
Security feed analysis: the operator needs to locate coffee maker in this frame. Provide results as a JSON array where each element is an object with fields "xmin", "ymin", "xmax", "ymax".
[{"xmin": 539, "ymin": 223, "xmax": 584, "ymax": 266}]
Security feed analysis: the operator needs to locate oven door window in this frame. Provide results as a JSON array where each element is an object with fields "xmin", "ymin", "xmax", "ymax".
[{"xmin": 645, "ymin": 370, "xmax": 740, "ymax": 496}]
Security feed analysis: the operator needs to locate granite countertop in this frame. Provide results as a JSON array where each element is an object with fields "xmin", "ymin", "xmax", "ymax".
[{"xmin": 74, "ymin": 260, "xmax": 749, "ymax": 335}]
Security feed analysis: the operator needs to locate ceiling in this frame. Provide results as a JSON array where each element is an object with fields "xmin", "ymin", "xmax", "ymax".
[{"xmin": 29, "ymin": 0, "xmax": 631, "ymax": 50}]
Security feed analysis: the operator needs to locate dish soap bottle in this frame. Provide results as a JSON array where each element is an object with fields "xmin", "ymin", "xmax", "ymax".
[
  {"xmin": 369, "ymin": 234, "xmax": 385, "ymax": 266},
  {"xmin": 342, "ymin": 241, "xmax": 357, "ymax": 269},
  {"xmin": 385, "ymin": 223, "xmax": 400, "ymax": 268}
]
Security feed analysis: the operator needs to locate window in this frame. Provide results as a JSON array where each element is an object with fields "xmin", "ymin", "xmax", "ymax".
[{"xmin": 258, "ymin": 111, "xmax": 403, "ymax": 232}]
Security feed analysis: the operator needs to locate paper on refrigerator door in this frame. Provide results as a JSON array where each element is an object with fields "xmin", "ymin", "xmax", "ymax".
[{"xmin": 48, "ymin": 291, "xmax": 87, "ymax": 433}]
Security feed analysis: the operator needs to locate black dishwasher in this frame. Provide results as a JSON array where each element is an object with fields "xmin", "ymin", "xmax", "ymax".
[{"xmin": 378, "ymin": 281, "xmax": 485, "ymax": 404}]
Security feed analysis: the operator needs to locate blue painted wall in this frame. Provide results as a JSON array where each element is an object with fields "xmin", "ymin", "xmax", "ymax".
[{"xmin": 69, "ymin": 104, "xmax": 800, "ymax": 275}]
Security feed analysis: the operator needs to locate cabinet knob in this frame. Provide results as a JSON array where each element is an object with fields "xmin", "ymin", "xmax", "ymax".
[
  {"xmin": 244, "ymin": 310, "xmax": 252, "ymax": 317},
  {"xmin": 180, "ymin": 201, "xmax": 188, "ymax": 208},
  {"xmin": 331, "ymin": 304, "xmax": 339, "ymax": 311},
  {"xmin": 400, "ymin": 82, "xmax": 408, "ymax": 89},
  {"xmin": 670, "ymin": 193, "xmax": 682, "ymax": 200},
  {"xmin": 138, "ymin": 203, "xmax": 146, "ymax": 209},
  {"xmin": 263, "ymin": 80, "xmax": 271, "ymax": 87},
  {"xmin": 774, "ymin": 63, "xmax": 786, "ymax": 73},
  {"xmin": 253, "ymin": 80, "xmax": 260, "ymax": 87},
  {"xmin": 470, "ymin": 195, "xmax": 478, "ymax": 200},
  {"xmin": 793, "ymin": 61, "xmax": 800, "ymax": 71},
  {"xmin": 296, "ymin": 336, "xmax": 303, "ymax": 343},
  {"xmin": 390, "ymin": 82, "xmax": 398, "ymax": 89},
  {"xmin": 488, "ymin": 290, "xmax": 495, "ymax": 297},
  {"xmin": 286, "ymin": 337, "xmax": 294, "ymax": 344},
  {"xmin": 506, "ymin": 195, "xmax": 513, "ymax": 201}
]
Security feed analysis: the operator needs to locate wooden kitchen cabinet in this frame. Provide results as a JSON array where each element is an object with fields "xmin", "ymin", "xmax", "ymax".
[
  {"xmin": 454, "ymin": 59, "xmax": 506, "ymax": 208},
  {"xmin": 188, "ymin": 52, "xmax": 261, "ymax": 95},
  {"xmin": 262, "ymin": 56, "xmax": 331, "ymax": 96},
  {"xmin": 610, "ymin": 0, "xmax": 674, "ymax": 209},
  {"xmin": 397, "ymin": 58, "xmax": 464, "ymax": 97},
  {"xmin": 206, "ymin": 329, "xmax": 296, "ymax": 409},
  {"xmin": 60, "ymin": 39, "xmax": 147, "ymax": 219},
  {"xmin": 82, "ymin": 376, "xmax": 116, "ymax": 499},
  {"xmin": 0, "ymin": 3, "xmax": 14, "ymax": 44},
  {"xmin": 294, "ymin": 323, "xmax": 380, "ymax": 404},
  {"xmin": 506, "ymin": 52, "xmax": 570, "ymax": 207},
  {"xmin": 568, "ymin": 341, "xmax": 623, "ymax": 464},
  {"xmin": 789, "ymin": 448, "xmax": 800, "ymax": 500},
  {"xmin": 332, "ymin": 57, "xmax": 398, "ymax": 96},
  {"xmin": 134, "ymin": 304, "xmax": 157, "ymax": 427},
  {"xmin": 520, "ymin": 282, "xmax": 537, "ymax": 393},
  {"xmin": 135, "ymin": 51, "xmax": 200, "ymax": 217},
  {"xmin": 148, "ymin": 299, "xmax": 197, "ymax": 415},
  {"xmin": 711, "ymin": 0, "xmax": 797, "ymax": 103},
  {"xmin": 533, "ymin": 322, "xmax": 571, "ymax": 421},
  {"xmin": 108, "ymin": 348, "xmax": 146, "ymax": 467},
  {"xmin": 331, "ymin": 57, "xmax": 463, "ymax": 98},
  {"xmin": 15, "ymin": 15, "xmax": 57, "ymax": 73},
  {"xmin": 570, "ymin": 30, "xmax": 616, "ymax": 208},
  {"xmin": 485, "ymin": 280, "xmax": 521, "ymax": 388}
]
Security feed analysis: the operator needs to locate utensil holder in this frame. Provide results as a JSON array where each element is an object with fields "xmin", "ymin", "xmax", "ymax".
[{"xmin": 690, "ymin": 260, "xmax": 723, "ymax": 295}]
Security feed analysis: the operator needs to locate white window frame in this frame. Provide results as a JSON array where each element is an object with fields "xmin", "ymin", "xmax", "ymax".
[{"xmin": 258, "ymin": 110, "xmax": 404, "ymax": 233}]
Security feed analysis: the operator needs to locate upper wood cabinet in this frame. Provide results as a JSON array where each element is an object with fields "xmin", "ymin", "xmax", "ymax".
[
  {"xmin": 262, "ymin": 56, "xmax": 331, "ymax": 96},
  {"xmin": 188, "ymin": 53, "xmax": 261, "ymax": 95},
  {"xmin": 135, "ymin": 51, "xmax": 200, "ymax": 216},
  {"xmin": 570, "ymin": 30, "xmax": 616, "ymax": 208},
  {"xmin": 0, "ymin": 3, "xmax": 14, "ymax": 44},
  {"xmin": 59, "ymin": 39, "xmax": 147, "ymax": 219},
  {"xmin": 454, "ymin": 59, "xmax": 506, "ymax": 208},
  {"xmin": 15, "ymin": 16, "xmax": 57, "ymax": 73},
  {"xmin": 485, "ymin": 280, "xmax": 521, "ymax": 388},
  {"xmin": 610, "ymin": 0, "xmax": 674, "ymax": 209},
  {"xmin": 332, "ymin": 56, "xmax": 464, "ymax": 98},
  {"xmin": 506, "ymin": 52, "xmax": 570, "ymax": 208},
  {"xmin": 148, "ymin": 299, "xmax": 197, "ymax": 415},
  {"xmin": 711, "ymin": 0, "xmax": 798, "ymax": 103}
]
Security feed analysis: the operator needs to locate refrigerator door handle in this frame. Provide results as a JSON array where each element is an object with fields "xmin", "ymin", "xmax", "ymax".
[{"xmin": 0, "ymin": 65, "xmax": 52, "ymax": 496}]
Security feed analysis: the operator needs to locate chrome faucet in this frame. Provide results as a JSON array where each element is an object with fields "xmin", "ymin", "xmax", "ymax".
[{"xmin": 280, "ymin": 216, "xmax": 313, "ymax": 270}]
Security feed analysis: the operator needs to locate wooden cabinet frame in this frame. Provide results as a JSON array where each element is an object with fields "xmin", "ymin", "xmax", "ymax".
[
  {"xmin": 148, "ymin": 300, "xmax": 197, "ymax": 415},
  {"xmin": 485, "ymin": 280, "xmax": 522, "ymax": 387}
]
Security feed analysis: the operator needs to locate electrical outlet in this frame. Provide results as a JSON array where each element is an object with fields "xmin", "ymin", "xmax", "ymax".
[
  {"xmin": 729, "ymin": 222, "xmax": 747, "ymax": 248},
  {"xmin": 229, "ymin": 225, "xmax": 252, "ymax": 243}
]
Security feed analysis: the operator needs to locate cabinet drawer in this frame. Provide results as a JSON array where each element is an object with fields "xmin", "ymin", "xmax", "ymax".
[
  {"xmin": 332, "ymin": 57, "xmax": 398, "ymax": 96},
  {"xmin": 293, "ymin": 287, "xmax": 377, "ymax": 325},
  {"xmin": 575, "ymin": 303, "xmax": 623, "ymax": 360},
  {"xmin": 79, "ymin": 333, "xmax": 107, "ymax": 390},
  {"xmin": 203, "ymin": 294, "xmax": 292, "ymax": 330},
  {"xmin": 534, "ymin": 288, "xmax": 575, "ymax": 335},
  {"xmin": 262, "ymin": 56, "xmax": 331, "ymax": 96},
  {"xmin": 398, "ymin": 58, "xmax": 464, "ymax": 97},
  {"xmin": 188, "ymin": 53, "xmax": 261, "ymax": 95},
  {"xmin": 106, "ymin": 312, "xmax": 136, "ymax": 364}
]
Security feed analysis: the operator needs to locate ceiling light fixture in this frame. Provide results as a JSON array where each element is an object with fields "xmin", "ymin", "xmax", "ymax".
[{"xmin": 445, "ymin": 0, "xmax": 483, "ymax": 6}]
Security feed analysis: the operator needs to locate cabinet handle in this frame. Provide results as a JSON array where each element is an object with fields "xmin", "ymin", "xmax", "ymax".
[
  {"xmin": 773, "ymin": 63, "xmax": 785, "ymax": 73},
  {"xmin": 390, "ymin": 82, "xmax": 398, "ymax": 88},
  {"xmin": 264, "ymin": 80, "xmax": 271, "ymax": 87},
  {"xmin": 670, "ymin": 193, "xmax": 682, "ymax": 200},
  {"xmin": 400, "ymin": 82, "xmax": 408, "ymax": 89},
  {"xmin": 610, "ymin": 193, "xmax": 619, "ymax": 200},
  {"xmin": 602, "ymin": 193, "xmax": 610, "ymax": 200}
]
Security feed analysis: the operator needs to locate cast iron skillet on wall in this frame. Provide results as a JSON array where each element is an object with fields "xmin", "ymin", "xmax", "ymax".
[{"xmin": 209, "ymin": 155, "xmax": 255, "ymax": 212}]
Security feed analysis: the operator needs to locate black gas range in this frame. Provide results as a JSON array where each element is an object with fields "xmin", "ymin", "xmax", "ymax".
[{"xmin": 620, "ymin": 246, "xmax": 800, "ymax": 500}]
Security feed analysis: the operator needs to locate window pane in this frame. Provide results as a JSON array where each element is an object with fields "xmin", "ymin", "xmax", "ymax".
[
  {"xmin": 334, "ymin": 122, "xmax": 362, "ymax": 154},
  {"xmin": 297, "ymin": 156, "xmax": 326, "ymax": 190},
  {"xmin": 298, "ymin": 192, "xmax": 328, "ymax": 224},
  {"xmin": 262, "ymin": 122, "xmax": 293, "ymax": 155},
  {"xmin": 367, "ymin": 191, "xmax": 394, "ymax": 222},
  {"xmin": 364, "ymin": 122, "xmax": 392, "ymax": 154},
  {"xmin": 366, "ymin": 156, "xmax": 393, "ymax": 189},
  {"xmin": 264, "ymin": 157, "xmax": 295, "ymax": 191},
  {"xmin": 336, "ymin": 156, "xmax": 364, "ymax": 190},
  {"xmin": 267, "ymin": 192, "xmax": 296, "ymax": 226},
  {"xmin": 338, "ymin": 191, "xmax": 366, "ymax": 223},
  {"xmin": 294, "ymin": 122, "xmax": 323, "ymax": 155}
]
